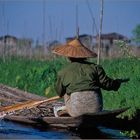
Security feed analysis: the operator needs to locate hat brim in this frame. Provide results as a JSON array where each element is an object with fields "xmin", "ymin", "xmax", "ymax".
[
  {"xmin": 52, "ymin": 44, "xmax": 97, "ymax": 58},
  {"xmin": 52, "ymin": 38, "xmax": 97, "ymax": 58}
]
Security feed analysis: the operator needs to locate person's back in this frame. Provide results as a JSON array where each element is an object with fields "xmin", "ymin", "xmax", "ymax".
[
  {"xmin": 55, "ymin": 59, "xmax": 122, "ymax": 117},
  {"xmin": 52, "ymin": 38, "xmax": 129, "ymax": 117},
  {"xmin": 56, "ymin": 60, "xmax": 103, "ymax": 116},
  {"xmin": 57, "ymin": 61, "xmax": 99, "ymax": 96}
]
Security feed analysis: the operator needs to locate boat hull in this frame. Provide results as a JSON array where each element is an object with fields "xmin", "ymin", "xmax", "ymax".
[{"xmin": 4, "ymin": 108, "xmax": 129, "ymax": 129}]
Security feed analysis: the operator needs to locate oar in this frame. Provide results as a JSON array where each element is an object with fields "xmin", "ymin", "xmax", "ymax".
[{"xmin": 0, "ymin": 96, "xmax": 60, "ymax": 118}]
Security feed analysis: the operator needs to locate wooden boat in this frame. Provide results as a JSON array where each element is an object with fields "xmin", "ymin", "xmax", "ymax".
[
  {"xmin": 4, "ymin": 107, "xmax": 129, "ymax": 129},
  {"xmin": 0, "ymin": 84, "xmax": 132, "ymax": 132}
]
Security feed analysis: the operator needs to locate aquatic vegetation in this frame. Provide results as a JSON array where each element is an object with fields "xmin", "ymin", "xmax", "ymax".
[
  {"xmin": 0, "ymin": 57, "xmax": 67, "ymax": 96},
  {"xmin": 101, "ymin": 58, "xmax": 140, "ymax": 119}
]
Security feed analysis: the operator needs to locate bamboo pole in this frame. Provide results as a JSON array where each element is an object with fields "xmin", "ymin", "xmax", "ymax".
[
  {"xmin": 86, "ymin": 0, "xmax": 98, "ymax": 35},
  {"xmin": 76, "ymin": 2, "xmax": 79, "ymax": 39},
  {"xmin": 97, "ymin": 0, "xmax": 104, "ymax": 65},
  {"xmin": 0, "ymin": 96, "xmax": 60, "ymax": 118}
]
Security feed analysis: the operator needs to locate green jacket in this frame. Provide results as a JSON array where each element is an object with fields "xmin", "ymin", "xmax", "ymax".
[{"xmin": 55, "ymin": 61, "xmax": 121, "ymax": 97}]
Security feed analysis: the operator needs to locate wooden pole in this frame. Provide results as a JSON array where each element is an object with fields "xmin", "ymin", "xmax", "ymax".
[
  {"xmin": 97, "ymin": 0, "xmax": 104, "ymax": 65},
  {"xmin": 86, "ymin": 0, "xmax": 98, "ymax": 35},
  {"xmin": 0, "ymin": 96, "xmax": 60, "ymax": 118},
  {"xmin": 76, "ymin": 3, "xmax": 79, "ymax": 39}
]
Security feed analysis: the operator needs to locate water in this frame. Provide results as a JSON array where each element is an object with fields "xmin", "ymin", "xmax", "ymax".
[
  {"xmin": 98, "ymin": 126, "xmax": 129, "ymax": 139},
  {"xmin": 0, "ymin": 120, "xmax": 78, "ymax": 139},
  {"xmin": 0, "ymin": 120, "xmax": 129, "ymax": 139}
]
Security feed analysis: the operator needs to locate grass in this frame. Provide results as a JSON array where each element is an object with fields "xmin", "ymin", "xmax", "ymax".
[
  {"xmin": 0, "ymin": 57, "xmax": 67, "ymax": 97},
  {"xmin": 101, "ymin": 58, "xmax": 140, "ymax": 118}
]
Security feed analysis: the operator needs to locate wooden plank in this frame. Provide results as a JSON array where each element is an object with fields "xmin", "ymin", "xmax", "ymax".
[
  {"xmin": 4, "ymin": 115, "xmax": 38, "ymax": 124},
  {"xmin": 0, "ymin": 97, "xmax": 20, "ymax": 103},
  {"xmin": 0, "ymin": 84, "xmax": 46, "ymax": 100},
  {"xmin": 82, "ymin": 107, "xmax": 129, "ymax": 118},
  {"xmin": 4, "ymin": 115, "xmax": 78, "ymax": 128},
  {"xmin": 42, "ymin": 116, "xmax": 81, "ymax": 124},
  {"xmin": 0, "ymin": 89, "xmax": 27, "ymax": 102},
  {"xmin": 37, "ymin": 107, "xmax": 129, "ymax": 127}
]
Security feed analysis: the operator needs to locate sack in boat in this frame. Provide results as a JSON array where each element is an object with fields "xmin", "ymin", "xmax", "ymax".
[{"xmin": 64, "ymin": 91, "xmax": 103, "ymax": 117}]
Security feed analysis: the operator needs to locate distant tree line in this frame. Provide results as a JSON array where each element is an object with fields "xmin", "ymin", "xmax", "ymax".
[{"xmin": 132, "ymin": 24, "xmax": 140, "ymax": 46}]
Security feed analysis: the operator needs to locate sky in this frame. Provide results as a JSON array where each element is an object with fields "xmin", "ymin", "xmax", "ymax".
[{"xmin": 0, "ymin": 0, "xmax": 140, "ymax": 44}]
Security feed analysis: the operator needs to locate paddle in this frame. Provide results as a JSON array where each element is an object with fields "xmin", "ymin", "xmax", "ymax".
[{"xmin": 0, "ymin": 96, "xmax": 60, "ymax": 118}]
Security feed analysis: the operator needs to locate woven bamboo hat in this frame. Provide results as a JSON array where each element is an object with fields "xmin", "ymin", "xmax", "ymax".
[{"xmin": 52, "ymin": 38, "xmax": 97, "ymax": 58}]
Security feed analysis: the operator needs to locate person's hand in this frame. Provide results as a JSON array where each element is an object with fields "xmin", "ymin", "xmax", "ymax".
[{"xmin": 118, "ymin": 78, "xmax": 130, "ymax": 83}]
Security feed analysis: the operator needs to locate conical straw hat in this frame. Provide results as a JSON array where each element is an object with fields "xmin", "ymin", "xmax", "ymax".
[{"xmin": 52, "ymin": 38, "xmax": 97, "ymax": 58}]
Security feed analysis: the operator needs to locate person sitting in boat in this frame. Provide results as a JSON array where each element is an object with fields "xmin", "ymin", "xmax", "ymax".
[{"xmin": 52, "ymin": 38, "xmax": 129, "ymax": 117}]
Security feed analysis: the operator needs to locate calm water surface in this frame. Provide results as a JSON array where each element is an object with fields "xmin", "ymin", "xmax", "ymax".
[
  {"xmin": 0, "ymin": 120, "xmax": 129, "ymax": 139},
  {"xmin": 0, "ymin": 120, "xmax": 78, "ymax": 139}
]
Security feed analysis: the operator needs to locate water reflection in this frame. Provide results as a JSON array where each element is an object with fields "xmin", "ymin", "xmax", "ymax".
[
  {"xmin": 0, "ymin": 120, "xmax": 78, "ymax": 139},
  {"xmin": 72, "ymin": 126, "xmax": 128, "ymax": 139},
  {"xmin": 0, "ymin": 120, "xmax": 129, "ymax": 139}
]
